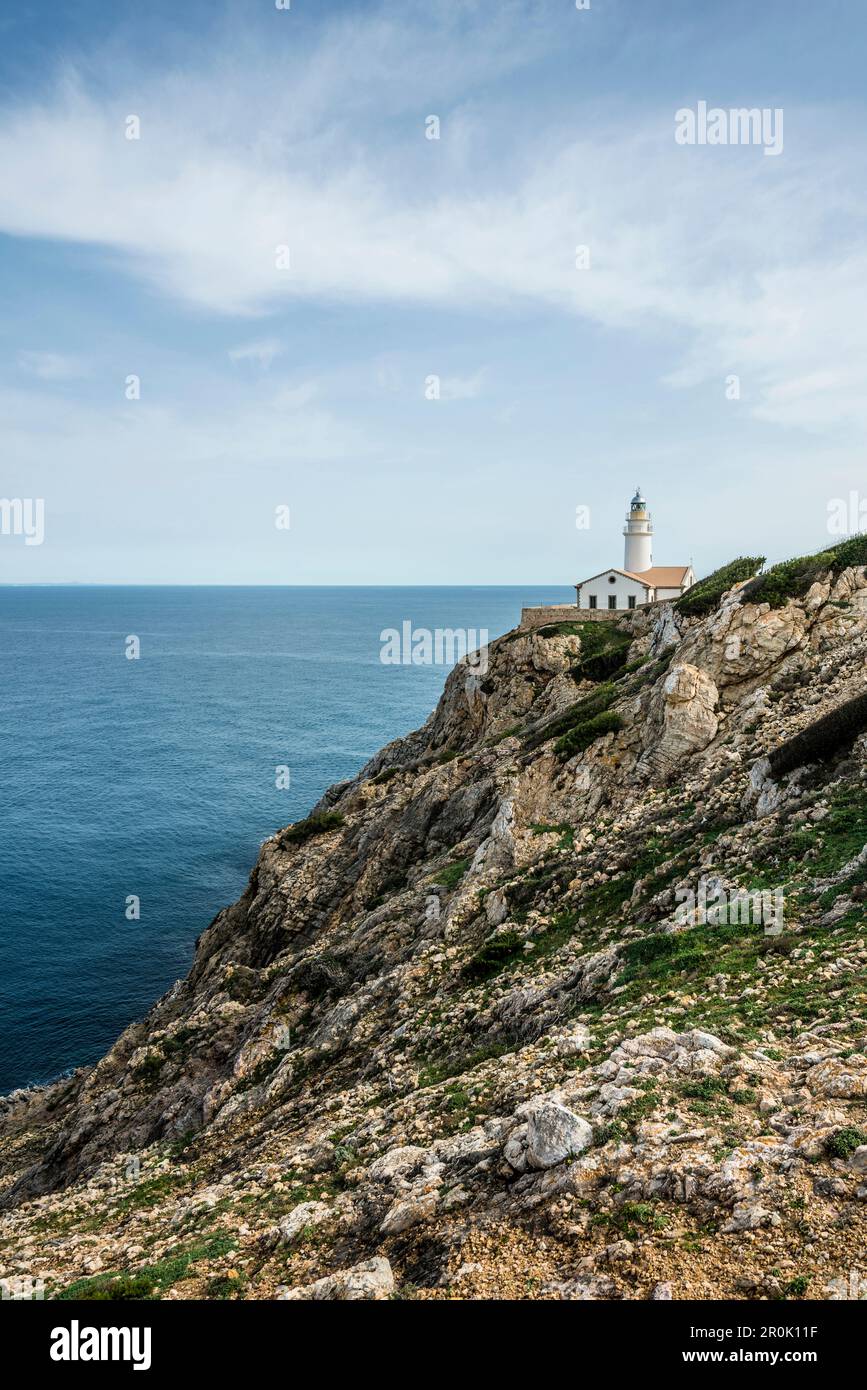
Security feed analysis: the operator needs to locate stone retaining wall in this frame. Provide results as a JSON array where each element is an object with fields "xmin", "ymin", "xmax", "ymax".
[{"xmin": 519, "ymin": 605, "xmax": 621, "ymax": 630}]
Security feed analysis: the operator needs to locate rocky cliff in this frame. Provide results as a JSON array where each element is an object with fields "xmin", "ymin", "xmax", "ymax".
[{"xmin": 2, "ymin": 560, "xmax": 867, "ymax": 1301}]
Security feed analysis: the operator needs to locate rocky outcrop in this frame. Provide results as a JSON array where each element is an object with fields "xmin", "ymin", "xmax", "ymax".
[{"xmin": 638, "ymin": 663, "xmax": 719, "ymax": 780}]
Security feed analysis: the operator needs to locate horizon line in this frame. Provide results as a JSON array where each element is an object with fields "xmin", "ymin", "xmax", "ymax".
[{"xmin": 0, "ymin": 581, "xmax": 576, "ymax": 590}]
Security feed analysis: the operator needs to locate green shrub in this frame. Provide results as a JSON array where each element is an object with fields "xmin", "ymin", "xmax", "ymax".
[
  {"xmin": 675, "ymin": 556, "xmax": 765, "ymax": 617},
  {"xmin": 750, "ymin": 784, "xmax": 867, "ymax": 882},
  {"xmin": 117, "ymin": 1172, "xmax": 189, "ymax": 1213},
  {"xmin": 433, "ymin": 858, "xmax": 470, "ymax": 889},
  {"xmin": 617, "ymin": 656, "xmax": 650, "ymax": 678},
  {"xmin": 462, "ymin": 930, "xmax": 525, "ymax": 982},
  {"xmin": 58, "ymin": 1273, "xmax": 157, "ymax": 1301},
  {"xmin": 416, "ymin": 1041, "xmax": 511, "ymax": 1088},
  {"xmin": 161, "ymin": 1025, "xmax": 204, "ymax": 1056},
  {"xmin": 568, "ymin": 622, "xmax": 632, "ymax": 682},
  {"xmin": 617, "ymin": 929, "xmax": 715, "ymax": 984},
  {"xmin": 506, "ymin": 862, "xmax": 566, "ymax": 915},
  {"xmin": 597, "ymin": 1200, "xmax": 668, "ymax": 1236},
  {"xmin": 679, "ymin": 1076, "xmax": 728, "ymax": 1100},
  {"xmin": 221, "ymin": 970, "xmax": 260, "ymax": 1004},
  {"xmin": 371, "ymin": 766, "xmax": 399, "ymax": 786},
  {"xmin": 168, "ymin": 1130, "xmax": 198, "ymax": 1161},
  {"xmin": 833, "ymin": 535, "xmax": 867, "ymax": 568},
  {"xmin": 131, "ymin": 1052, "xmax": 164, "ymax": 1087},
  {"xmin": 536, "ymin": 621, "xmax": 583, "ymax": 638},
  {"xmin": 768, "ymin": 691, "xmax": 867, "ymax": 777},
  {"xmin": 824, "ymin": 1126, "xmax": 867, "ymax": 1159},
  {"xmin": 529, "ymin": 822, "xmax": 575, "ymax": 850},
  {"xmin": 280, "ymin": 811, "xmax": 345, "ymax": 845},
  {"xmin": 523, "ymin": 684, "xmax": 616, "ymax": 751},
  {"xmin": 554, "ymin": 710, "xmax": 622, "ymax": 760},
  {"xmin": 294, "ymin": 953, "xmax": 348, "ymax": 999},
  {"xmin": 236, "ymin": 1050, "xmax": 285, "ymax": 1092},
  {"xmin": 204, "ymin": 1273, "xmax": 247, "ymax": 1300},
  {"xmin": 783, "ymin": 1275, "xmax": 810, "ymax": 1298},
  {"xmin": 575, "ymin": 641, "xmax": 632, "ymax": 682},
  {"xmin": 742, "ymin": 535, "xmax": 867, "ymax": 609}
]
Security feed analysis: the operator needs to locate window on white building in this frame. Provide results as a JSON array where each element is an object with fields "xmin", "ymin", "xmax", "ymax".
[
  {"xmin": 589, "ymin": 595, "xmax": 597, "ymax": 609},
  {"xmin": 608, "ymin": 595, "xmax": 617, "ymax": 610},
  {"xmin": 628, "ymin": 595, "xmax": 636, "ymax": 609}
]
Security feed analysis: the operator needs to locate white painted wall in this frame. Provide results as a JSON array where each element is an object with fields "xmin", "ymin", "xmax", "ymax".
[
  {"xmin": 655, "ymin": 569, "xmax": 694, "ymax": 601},
  {"xmin": 576, "ymin": 570, "xmax": 650, "ymax": 611}
]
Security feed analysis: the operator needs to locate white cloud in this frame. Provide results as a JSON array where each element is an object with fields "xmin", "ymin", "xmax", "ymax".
[
  {"xmin": 228, "ymin": 338, "xmax": 284, "ymax": 369},
  {"xmin": 17, "ymin": 350, "xmax": 88, "ymax": 380},
  {"xmin": 0, "ymin": 6, "xmax": 864, "ymax": 432}
]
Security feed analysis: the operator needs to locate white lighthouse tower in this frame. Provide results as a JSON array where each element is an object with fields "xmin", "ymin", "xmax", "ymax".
[
  {"xmin": 623, "ymin": 486, "xmax": 653, "ymax": 574},
  {"xmin": 570, "ymin": 489, "xmax": 694, "ymax": 614}
]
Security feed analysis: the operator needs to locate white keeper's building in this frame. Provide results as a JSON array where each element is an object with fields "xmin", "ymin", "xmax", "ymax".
[{"xmin": 575, "ymin": 489, "xmax": 694, "ymax": 612}]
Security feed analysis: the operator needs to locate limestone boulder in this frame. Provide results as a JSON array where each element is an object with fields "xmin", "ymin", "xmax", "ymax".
[
  {"xmin": 278, "ymin": 1257, "xmax": 395, "ymax": 1301},
  {"xmin": 525, "ymin": 1101, "xmax": 593, "ymax": 1170},
  {"xmin": 806, "ymin": 1057, "xmax": 867, "ymax": 1100}
]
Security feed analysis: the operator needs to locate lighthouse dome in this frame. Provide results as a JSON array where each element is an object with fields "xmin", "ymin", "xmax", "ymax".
[{"xmin": 630, "ymin": 487, "xmax": 647, "ymax": 513}]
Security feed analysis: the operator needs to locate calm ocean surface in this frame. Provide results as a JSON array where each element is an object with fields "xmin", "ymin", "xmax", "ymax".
[{"xmin": 0, "ymin": 585, "xmax": 571, "ymax": 1094}]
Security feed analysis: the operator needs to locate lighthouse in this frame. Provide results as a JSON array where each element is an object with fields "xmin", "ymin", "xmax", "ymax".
[
  {"xmin": 623, "ymin": 487, "xmax": 653, "ymax": 573},
  {"xmin": 570, "ymin": 489, "xmax": 695, "ymax": 613}
]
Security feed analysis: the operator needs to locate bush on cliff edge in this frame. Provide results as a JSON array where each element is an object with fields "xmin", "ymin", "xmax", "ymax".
[
  {"xmin": 741, "ymin": 535, "xmax": 867, "ymax": 609},
  {"xmin": 280, "ymin": 811, "xmax": 345, "ymax": 845},
  {"xmin": 675, "ymin": 556, "xmax": 766, "ymax": 618}
]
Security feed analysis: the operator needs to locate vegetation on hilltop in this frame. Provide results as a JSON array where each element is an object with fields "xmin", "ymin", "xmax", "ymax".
[
  {"xmin": 741, "ymin": 534, "xmax": 867, "ymax": 609},
  {"xmin": 676, "ymin": 556, "xmax": 766, "ymax": 617}
]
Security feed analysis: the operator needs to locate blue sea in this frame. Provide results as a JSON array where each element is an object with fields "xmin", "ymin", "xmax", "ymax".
[{"xmin": 0, "ymin": 586, "xmax": 571, "ymax": 1095}]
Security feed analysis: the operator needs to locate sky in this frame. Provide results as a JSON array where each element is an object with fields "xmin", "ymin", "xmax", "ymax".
[{"xmin": 1, "ymin": 0, "xmax": 865, "ymax": 584}]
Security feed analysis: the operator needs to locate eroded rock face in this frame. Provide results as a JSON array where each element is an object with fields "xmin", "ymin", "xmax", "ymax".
[
  {"xmin": 681, "ymin": 569, "xmax": 867, "ymax": 698},
  {"xmin": 2, "ymin": 563, "xmax": 867, "ymax": 1301},
  {"xmin": 639, "ymin": 663, "xmax": 719, "ymax": 780},
  {"xmin": 680, "ymin": 589, "xmax": 810, "ymax": 693},
  {"xmin": 406, "ymin": 629, "xmax": 585, "ymax": 754}
]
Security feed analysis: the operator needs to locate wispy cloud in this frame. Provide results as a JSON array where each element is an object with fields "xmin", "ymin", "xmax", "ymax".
[
  {"xmin": 228, "ymin": 338, "xmax": 284, "ymax": 369},
  {"xmin": 17, "ymin": 349, "xmax": 88, "ymax": 380},
  {"xmin": 0, "ymin": 2, "xmax": 865, "ymax": 435}
]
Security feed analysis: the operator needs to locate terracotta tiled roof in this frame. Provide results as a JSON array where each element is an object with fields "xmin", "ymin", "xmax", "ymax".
[
  {"xmin": 632, "ymin": 566, "xmax": 692, "ymax": 586},
  {"xmin": 575, "ymin": 565, "xmax": 691, "ymax": 589}
]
